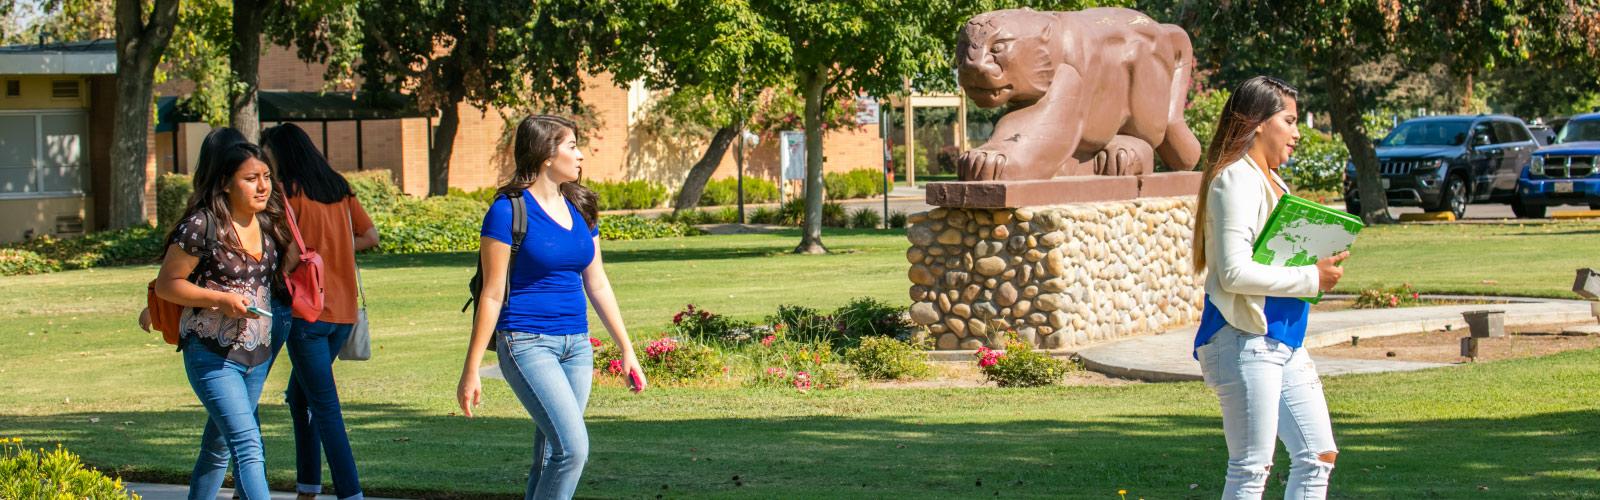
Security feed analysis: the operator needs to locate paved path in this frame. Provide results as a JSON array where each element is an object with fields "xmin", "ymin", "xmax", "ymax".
[
  {"xmin": 1076, "ymin": 297, "xmax": 1596, "ymax": 382},
  {"xmin": 123, "ymin": 482, "xmax": 408, "ymax": 500}
]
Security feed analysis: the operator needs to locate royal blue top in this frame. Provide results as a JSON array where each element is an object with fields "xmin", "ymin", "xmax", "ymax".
[
  {"xmin": 481, "ymin": 190, "xmax": 599, "ymax": 335},
  {"xmin": 1192, "ymin": 294, "xmax": 1310, "ymax": 359}
]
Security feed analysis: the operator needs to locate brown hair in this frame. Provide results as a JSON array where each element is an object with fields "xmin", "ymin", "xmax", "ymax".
[
  {"xmin": 498, "ymin": 115, "xmax": 599, "ymax": 229},
  {"xmin": 1192, "ymin": 76, "xmax": 1299, "ymax": 273}
]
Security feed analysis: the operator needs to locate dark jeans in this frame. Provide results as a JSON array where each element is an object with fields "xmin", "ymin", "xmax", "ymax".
[{"xmin": 285, "ymin": 318, "xmax": 363, "ymax": 500}]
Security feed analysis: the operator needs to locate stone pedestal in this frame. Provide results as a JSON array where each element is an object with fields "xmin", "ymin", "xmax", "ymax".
[{"xmin": 906, "ymin": 196, "xmax": 1205, "ymax": 350}]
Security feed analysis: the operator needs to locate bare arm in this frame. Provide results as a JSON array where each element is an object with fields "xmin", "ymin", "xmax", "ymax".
[
  {"xmin": 154, "ymin": 243, "xmax": 255, "ymax": 319},
  {"xmin": 353, "ymin": 227, "xmax": 380, "ymax": 252},
  {"xmin": 458, "ymin": 236, "xmax": 511, "ymax": 417},
  {"xmin": 582, "ymin": 236, "xmax": 647, "ymax": 392}
]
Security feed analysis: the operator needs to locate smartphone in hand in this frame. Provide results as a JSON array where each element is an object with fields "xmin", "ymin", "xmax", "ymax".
[
  {"xmin": 244, "ymin": 306, "xmax": 273, "ymax": 318},
  {"xmin": 627, "ymin": 369, "xmax": 644, "ymax": 394}
]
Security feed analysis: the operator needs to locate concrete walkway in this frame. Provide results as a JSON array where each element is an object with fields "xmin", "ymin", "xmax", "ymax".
[
  {"xmin": 1077, "ymin": 297, "xmax": 1596, "ymax": 382},
  {"xmin": 122, "ymin": 482, "xmax": 408, "ymax": 500}
]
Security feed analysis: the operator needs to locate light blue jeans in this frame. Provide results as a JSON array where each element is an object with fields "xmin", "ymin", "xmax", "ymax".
[
  {"xmin": 183, "ymin": 300, "xmax": 290, "ymax": 500},
  {"xmin": 497, "ymin": 331, "xmax": 594, "ymax": 500},
  {"xmin": 1198, "ymin": 326, "xmax": 1338, "ymax": 500}
]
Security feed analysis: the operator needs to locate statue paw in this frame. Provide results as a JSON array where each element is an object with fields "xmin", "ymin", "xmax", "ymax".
[{"xmin": 958, "ymin": 148, "xmax": 1010, "ymax": 181}]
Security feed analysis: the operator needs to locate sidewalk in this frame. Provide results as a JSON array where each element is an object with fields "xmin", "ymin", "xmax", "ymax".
[
  {"xmin": 1076, "ymin": 297, "xmax": 1596, "ymax": 382},
  {"xmin": 123, "ymin": 482, "xmax": 409, "ymax": 500}
]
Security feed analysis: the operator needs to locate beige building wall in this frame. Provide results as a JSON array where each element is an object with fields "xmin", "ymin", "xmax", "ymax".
[{"xmin": 0, "ymin": 196, "xmax": 92, "ymax": 242}]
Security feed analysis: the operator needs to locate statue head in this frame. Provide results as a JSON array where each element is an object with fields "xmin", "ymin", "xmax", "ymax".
[{"xmin": 956, "ymin": 9, "xmax": 1057, "ymax": 109}]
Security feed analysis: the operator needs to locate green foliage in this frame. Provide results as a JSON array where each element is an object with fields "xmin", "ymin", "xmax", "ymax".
[
  {"xmin": 156, "ymin": 174, "xmax": 194, "ymax": 232},
  {"xmin": 640, "ymin": 337, "xmax": 725, "ymax": 386},
  {"xmin": 1282, "ymin": 124, "xmax": 1349, "ymax": 193},
  {"xmin": 747, "ymin": 207, "xmax": 779, "ymax": 225},
  {"xmin": 887, "ymin": 210, "xmax": 908, "ymax": 229},
  {"xmin": 767, "ymin": 304, "xmax": 836, "ymax": 345},
  {"xmin": 1355, "ymin": 282, "xmax": 1423, "ymax": 309},
  {"xmin": 584, "ymin": 179, "xmax": 670, "ymax": 210},
  {"xmin": 1, "ymin": 224, "xmax": 166, "ymax": 272},
  {"xmin": 824, "ymin": 168, "xmax": 885, "ymax": 200},
  {"xmin": 974, "ymin": 334, "xmax": 1071, "ymax": 388},
  {"xmin": 833, "ymin": 296, "xmax": 912, "ymax": 342},
  {"xmin": 695, "ymin": 177, "xmax": 779, "ymax": 207},
  {"xmin": 891, "ymin": 142, "xmax": 932, "ymax": 178},
  {"xmin": 777, "ymin": 198, "xmax": 807, "ymax": 226},
  {"xmin": 821, "ymin": 202, "xmax": 847, "ymax": 228},
  {"xmin": 597, "ymin": 215, "xmax": 699, "ymax": 241},
  {"xmin": 369, "ymin": 196, "xmax": 483, "ymax": 254},
  {"xmin": 0, "ymin": 440, "xmax": 138, "ymax": 500},
  {"xmin": 671, "ymin": 304, "xmax": 758, "ymax": 345},
  {"xmin": 347, "ymin": 170, "xmax": 406, "ymax": 216},
  {"xmin": 1184, "ymin": 88, "xmax": 1230, "ymax": 152},
  {"xmin": 847, "ymin": 207, "xmax": 882, "ymax": 229},
  {"xmin": 0, "ymin": 249, "xmax": 60, "ymax": 276},
  {"xmin": 747, "ymin": 337, "xmax": 843, "ymax": 390},
  {"xmin": 446, "ymin": 186, "xmax": 498, "ymax": 203},
  {"xmin": 846, "ymin": 337, "xmax": 932, "ymax": 381}
]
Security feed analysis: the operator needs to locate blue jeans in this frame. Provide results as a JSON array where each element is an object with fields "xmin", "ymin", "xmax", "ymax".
[
  {"xmin": 286, "ymin": 319, "xmax": 362, "ymax": 500},
  {"xmin": 184, "ymin": 300, "xmax": 289, "ymax": 500},
  {"xmin": 497, "ymin": 331, "xmax": 594, "ymax": 500},
  {"xmin": 1198, "ymin": 325, "xmax": 1338, "ymax": 500}
]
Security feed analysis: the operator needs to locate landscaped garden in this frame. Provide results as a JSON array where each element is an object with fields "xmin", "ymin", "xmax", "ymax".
[{"xmin": 2, "ymin": 215, "xmax": 1598, "ymax": 498}]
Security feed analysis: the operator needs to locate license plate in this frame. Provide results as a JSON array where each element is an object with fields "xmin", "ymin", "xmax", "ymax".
[
  {"xmin": 1554, "ymin": 182, "xmax": 1574, "ymax": 193},
  {"xmin": 1381, "ymin": 178, "xmax": 1391, "ymax": 189}
]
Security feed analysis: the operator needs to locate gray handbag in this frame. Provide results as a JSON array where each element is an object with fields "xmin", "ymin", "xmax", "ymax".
[{"xmin": 338, "ymin": 206, "xmax": 371, "ymax": 361}]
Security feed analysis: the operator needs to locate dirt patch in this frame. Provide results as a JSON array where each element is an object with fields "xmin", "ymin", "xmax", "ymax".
[
  {"xmin": 865, "ymin": 360, "xmax": 1145, "ymax": 389},
  {"xmin": 1318, "ymin": 321, "xmax": 1600, "ymax": 364}
]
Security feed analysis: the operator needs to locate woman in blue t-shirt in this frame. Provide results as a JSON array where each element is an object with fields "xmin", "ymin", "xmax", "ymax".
[
  {"xmin": 457, "ymin": 115, "xmax": 647, "ymax": 500},
  {"xmin": 1190, "ymin": 76, "xmax": 1350, "ymax": 500}
]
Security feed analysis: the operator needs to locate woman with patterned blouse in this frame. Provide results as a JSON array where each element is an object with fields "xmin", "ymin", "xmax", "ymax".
[{"xmin": 152, "ymin": 128, "xmax": 296, "ymax": 500}]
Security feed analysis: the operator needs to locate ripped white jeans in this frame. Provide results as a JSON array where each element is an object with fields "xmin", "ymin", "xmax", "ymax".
[{"xmin": 1198, "ymin": 325, "xmax": 1338, "ymax": 500}]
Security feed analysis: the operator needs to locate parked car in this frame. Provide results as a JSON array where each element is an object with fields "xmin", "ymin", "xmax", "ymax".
[
  {"xmin": 1344, "ymin": 114, "xmax": 1538, "ymax": 219},
  {"xmin": 1515, "ymin": 112, "xmax": 1600, "ymax": 217}
]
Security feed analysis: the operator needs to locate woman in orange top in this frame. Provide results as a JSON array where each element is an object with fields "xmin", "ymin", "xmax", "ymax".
[{"xmin": 262, "ymin": 123, "xmax": 379, "ymax": 500}]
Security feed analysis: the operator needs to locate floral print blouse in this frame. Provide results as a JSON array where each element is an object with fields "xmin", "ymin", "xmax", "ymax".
[{"xmin": 171, "ymin": 213, "xmax": 279, "ymax": 367}]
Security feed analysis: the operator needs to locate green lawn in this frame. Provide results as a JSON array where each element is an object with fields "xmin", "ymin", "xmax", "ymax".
[{"xmin": 2, "ymin": 224, "xmax": 1598, "ymax": 499}]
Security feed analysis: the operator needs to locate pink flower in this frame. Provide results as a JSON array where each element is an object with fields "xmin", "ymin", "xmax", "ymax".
[
  {"xmin": 761, "ymin": 335, "xmax": 775, "ymax": 347},
  {"xmin": 589, "ymin": 337, "xmax": 602, "ymax": 348},
  {"xmin": 673, "ymin": 312, "xmax": 684, "ymax": 324},
  {"xmin": 1389, "ymin": 296, "xmax": 1399, "ymax": 307},
  {"xmin": 775, "ymin": 324, "xmax": 785, "ymax": 330},
  {"xmin": 1411, "ymin": 292, "xmax": 1419, "ymax": 299},
  {"xmin": 607, "ymin": 359, "xmax": 622, "ymax": 374}
]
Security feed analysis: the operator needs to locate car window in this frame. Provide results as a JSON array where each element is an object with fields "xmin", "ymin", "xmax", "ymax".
[
  {"xmin": 1471, "ymin": 122, "xmax": 1498, "ymax": 146},
  {"xmin": 1555, "ymin": 119, "xmax": 1600, "ymax": 143},
  {"xmin": 1492, "ymin": 121, "xmax": 1529, "ymax": 144},
  {"xmin": 1380, "ymin": 120, "xmax": 1472, "ymax": 147}
]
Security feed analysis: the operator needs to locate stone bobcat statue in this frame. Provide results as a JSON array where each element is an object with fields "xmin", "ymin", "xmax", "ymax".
[{"xmin": 956, "ymin": 7, "xmax": 1202, "ymax": 180}]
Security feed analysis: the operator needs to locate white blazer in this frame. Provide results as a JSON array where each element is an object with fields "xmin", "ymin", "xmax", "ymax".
[{"xmin": 1202, "ymin": 155, "xmax": 1321, "ymax": 336}]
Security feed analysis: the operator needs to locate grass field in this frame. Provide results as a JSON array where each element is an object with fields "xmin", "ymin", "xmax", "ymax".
[{"xmin": 2, "ymin": 223, "xmax": 1597, "ymax": 499}]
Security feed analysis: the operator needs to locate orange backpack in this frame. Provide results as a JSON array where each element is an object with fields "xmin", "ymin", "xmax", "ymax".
[{"xmin": 148, "ymin": 212, "xmax": 218, "ymax": 345}]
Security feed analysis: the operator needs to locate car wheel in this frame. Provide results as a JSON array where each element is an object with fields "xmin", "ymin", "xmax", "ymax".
[
  {"xmin": 1431, "ymin": 175, "xmax": 1468, "ymax": 220},
  {"xmin": 1511, "ymin": 199, "xmax": 1546, "ymax": 218}
]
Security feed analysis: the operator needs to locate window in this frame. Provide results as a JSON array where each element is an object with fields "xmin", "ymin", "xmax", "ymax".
[
  {"xmin": 0, "ymin": 111, "xmax": 88, "ymax": 198},
  {"xmin": 4, "ymin": 80, "xmax": 18, "ymax": 98},
  {"xmin": 50, "ymin": 80, "xmax": 79, "ymax": 99},
  {"xmin": 1501, "ymin": 121, "xmax": 1532, "ymax": 143},
  {"xmin": 1470, "ymin": 122, "xmax": 1498, "ymax": 146}
]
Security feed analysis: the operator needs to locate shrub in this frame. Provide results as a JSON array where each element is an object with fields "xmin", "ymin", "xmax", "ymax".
[
  {"xmin": 777, "ymin": 198, "xmax": 806, "ymax": 226},
  {"xmin": 834, "ymin": 296, "xmax": 912, "ymax": 342},
  {"xmin": 3, "ymin": 223, "xmax": 166, "ymax": 271},
  {"xmin": 1354, "ymin": 282, "xmax": 1422, "ymax": 309},
  {"xmin": 369, "ymin": 196, "xmax": 483, "ymax": 254},
  {"xmin": 592, "ymin": 336, "xmax": 623, "ymax": 375},
  {"xmin": 347, "ymin": 170, "xmax": 406, "ymax": 216},
  {"xmin": 156, "ymin": 173, "xmax": 193, "ymax": 231},
  {"xmin": 640, "ymin": 337, "xmax": 725, "ymax": 385},
  {"xmin": 1281, "ymin": 124, "xmax": 1349, "ymax": 194},
  {"xmin": 975, "ymin": 333, "xmax": 1069, "ymax": 387},
  {"xmin": 584, "ymin": 179, "xmax": 670, "ymax": 210},
  {"xmin": 822, "ymin": 202, "xmax": 847, "ymax": 227},
  {"xmin": 846, "ymin": 337, "xmax": 932, "ymax": 380},
  {"xmin": 887, "ymin": 210, "xmax": 908, "ymax": 229},
  {"xmin": 446, "ymin": 186, "xmax": 498, "ymax": 203},
  {"xmin": 891, "ymin": 142, "xmax": 931, "ymax": 178},
  {"xmin": 748, "ymin": 207, "xmax": 779, "ymax": 225},
  {"xmin": 715, "ymin": 206, "xmax": 740, "ymax": 223},
  {"xmin": 848, "ymin": 207, "xmax": 882, "ymax": 229},
  {"xmin": 823, "ymin": 168, "xmax": 884, "ymax": 200},
  {"xmin": 671, "ymin": 304, "xmax": 757, "ymax": 345},
  {"xmin": 768, "ymin": 304, "xmax": 836, "ymax": 345},
  {"xmin": 0, "ymin": 249, "xmax": 59, "ymax": 276},
  {"xmin": 0, "ymin": 439, "xmax": 138, "ymax": 500},
  {"xmin": 936, "ymin": 146, "xmax": 961, "ymax": 175},
  {"xmin": 597, "ymin": 215, "xmax": 699, "ymax": 240},
  {"xmin": 748, "ymin": 337, "xmax": 844, "ymax": 391}
]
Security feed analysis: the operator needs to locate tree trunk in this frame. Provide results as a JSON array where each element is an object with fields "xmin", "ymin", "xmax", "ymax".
[
  {"xmin": 794, "ymin": 70, "xmax": 828, "ymax": 255},
  {"xmin": 1326, "ymin": 54, "xmax": 1392, "ymax": 225},
  {"xmin": 428, "ymin": 98, "xmax": 462, "ymax": 197},
  {"xmin": 228, "ymin": 0, "xmax": 266, "ymax": 141},
  {"xmin": 109, "ymin": 0, "xmax": 180, "ymax": 229},
  {"xmin": 672, "ymin": 125, "xmax": 739, "ymax": 212}
]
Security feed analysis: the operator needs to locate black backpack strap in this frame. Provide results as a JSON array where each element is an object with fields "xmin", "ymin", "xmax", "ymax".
[{"xmin": 503, "ymin": 193, "xmax": 528, "ymax": 311}]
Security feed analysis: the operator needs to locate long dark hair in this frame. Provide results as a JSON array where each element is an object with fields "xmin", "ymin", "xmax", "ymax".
[
  {"xmin": 499, "ymin": 115, "xmax": 598, "ymax": 229},
  {"xmin": 168, "ymin": 127, "xmax": 293, "ymax": 268},
  {"xmin": 261, "ymin": 123, "xmax": 354, "ymax": 204},
  {"xmin": 1192, "ymin": 76, "xmax": 1299, "ymax": 273}
]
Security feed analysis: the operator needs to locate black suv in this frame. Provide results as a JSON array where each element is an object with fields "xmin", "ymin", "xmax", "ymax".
[{"xmin": 1344, "ymin": 115, "xmax": 1538, "ymax": 219}]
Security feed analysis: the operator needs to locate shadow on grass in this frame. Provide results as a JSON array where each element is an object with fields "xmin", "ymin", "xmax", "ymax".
[{"xmin": 4, "ymin": 403, "xmax": 1597, "ymax": 499}]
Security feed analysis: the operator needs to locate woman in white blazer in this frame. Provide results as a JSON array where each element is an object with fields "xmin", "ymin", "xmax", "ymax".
[{"xmin": 1191, "ymin": 76, "xmax": 1350, "ymax": 500}]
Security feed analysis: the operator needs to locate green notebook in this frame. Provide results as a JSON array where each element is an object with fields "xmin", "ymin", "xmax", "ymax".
[{"xmin": 1252, "ymin": 194, "xmax": 1364, "ymax": 304}]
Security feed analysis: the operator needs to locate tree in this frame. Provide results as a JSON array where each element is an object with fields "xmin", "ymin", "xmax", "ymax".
[
  {"xmin": 343, "ymin": 0, "xmax": 609, "ymax": 196},
  {"xmin": 108, "ymin": 0, "xmax": 180, "ymax": 229}
]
